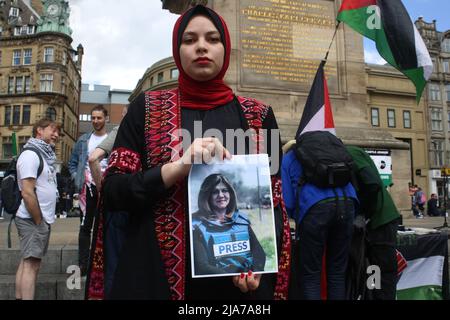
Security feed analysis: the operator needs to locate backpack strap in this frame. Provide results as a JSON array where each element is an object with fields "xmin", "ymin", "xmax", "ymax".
[{"xmin": 22, "ymin": 147, "xmax": 44, "ymax": 178}]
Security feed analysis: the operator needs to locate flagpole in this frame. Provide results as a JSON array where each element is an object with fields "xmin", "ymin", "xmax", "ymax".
[{"xmin": 322, "ymin": 21, "xmax": 341, "ymax": 67}]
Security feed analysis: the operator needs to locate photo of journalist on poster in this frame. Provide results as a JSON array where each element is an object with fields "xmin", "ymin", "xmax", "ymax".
[{"xmin": 188, "ymin": 154, "xmax": 278, "ymax": 278}]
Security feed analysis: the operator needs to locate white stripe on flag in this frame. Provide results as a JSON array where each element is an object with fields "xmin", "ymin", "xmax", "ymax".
[
  {"xmin": 413, "ymin": 25, "xmax": 433, "ymax": 80},
  {"xmin": 397, "ymin": 255, "xmax": 444, "ymax": 291},
  {"xmin": 299, "ymin": 105, "xmax": 336, "ymax": 136}
]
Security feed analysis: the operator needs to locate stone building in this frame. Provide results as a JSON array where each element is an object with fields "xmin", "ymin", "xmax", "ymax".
[
  {"xmin": 415, "ymin": 18, "xmax": 450, "ymax": 203},
  {"xmin": 0, "ymin": 0, "xmax": 83, "ymax": 173}
]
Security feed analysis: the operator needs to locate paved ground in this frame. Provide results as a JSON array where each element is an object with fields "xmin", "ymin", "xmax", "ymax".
[
  {"xmin": 1, "ymin": 213, "xmax": 449, "ymax": 249},
  {"xmin": 0, "ymin": 214, "xmax": 79, "ymax": 249}
]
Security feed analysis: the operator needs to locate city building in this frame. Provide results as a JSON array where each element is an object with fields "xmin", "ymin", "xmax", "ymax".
[
  {"xmin": 0, "ymin": 0, "xmax": 83, "ymax": 173},
  {"xmin": 79, "ymin": 83, "xmax": 131, "ymax": 136},
  {"xmin": 415, "ymin": 18, "xmax": 450, "ymax": 202}
]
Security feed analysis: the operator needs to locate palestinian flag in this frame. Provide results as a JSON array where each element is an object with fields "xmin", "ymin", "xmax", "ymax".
[
  {"xmin": 295, "ymin": 61, "xmax": 336, "ymax": 137},
  {"xmin": 396, "ymin": 233, "xmax": 449, "ymax": 300},
  {"xmin": 337, "ymin": 0, "xmax": 433, "ymax": 102}
]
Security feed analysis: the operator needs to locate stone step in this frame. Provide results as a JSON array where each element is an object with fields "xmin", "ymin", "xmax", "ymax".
[
  {"xmin": 0, "ymin": 274, "xmax": 85, "ymax": 300},
  {"xmin": 0, "ymin": 246, "xmax": 78, "ymax": 275}
]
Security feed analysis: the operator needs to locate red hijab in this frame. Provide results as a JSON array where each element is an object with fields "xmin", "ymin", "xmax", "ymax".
[{"xmin": 172, "ymin": 5, "xmax": 234, "ymax": 110}]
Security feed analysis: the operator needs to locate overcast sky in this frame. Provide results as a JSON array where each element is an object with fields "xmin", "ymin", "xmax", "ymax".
[
  {"xmin": 68, "ymin": 0, "xmax": 450, "ymax": 90},
  {"xmin": 69, "ymin": 0, "xmax": 178, "ymax": 90}
]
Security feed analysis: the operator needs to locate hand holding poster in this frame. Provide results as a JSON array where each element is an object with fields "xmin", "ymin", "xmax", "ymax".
[{"xmin": 188, "ymin": 154, "xmax": 278, "ymax": 278}]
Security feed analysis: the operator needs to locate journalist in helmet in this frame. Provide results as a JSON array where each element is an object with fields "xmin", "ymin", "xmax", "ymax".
[{"xmin": 192, "ymin": 174, "xmax": 266, "ymax": 276}]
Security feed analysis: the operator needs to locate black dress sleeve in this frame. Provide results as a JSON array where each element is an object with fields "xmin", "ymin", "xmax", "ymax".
[{"xmin": 103, "ymin": 92, "xmax": 168, "ymax": 212}]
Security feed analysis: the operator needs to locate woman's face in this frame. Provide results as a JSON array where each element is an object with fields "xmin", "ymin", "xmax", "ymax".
[
  {"xmin": 180, "ymin": 15, "xmax": 225, "ymax": 81},
  {"xmin": 209, "ymin": 182, "xmax": 230, "ymax": 213}
]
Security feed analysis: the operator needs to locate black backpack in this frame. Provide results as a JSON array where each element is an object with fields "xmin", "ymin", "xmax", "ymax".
[
  {"xmin": 1, "ymin": 147, "xmax": 43, "ymax": 248},
  {"xmin": 294, "ymin": 131, "xmax": 355, "ymax": 188}
]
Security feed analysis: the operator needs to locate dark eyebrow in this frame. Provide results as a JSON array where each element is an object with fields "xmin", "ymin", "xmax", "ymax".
[{"xmin": 182, "ymin": 30, "xmax": 220, "ymax": 37}]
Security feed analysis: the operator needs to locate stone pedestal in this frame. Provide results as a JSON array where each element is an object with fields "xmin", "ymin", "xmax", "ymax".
[{"xmin": 161, "ymin": 0, "xmax": 412, "ymax": 211}]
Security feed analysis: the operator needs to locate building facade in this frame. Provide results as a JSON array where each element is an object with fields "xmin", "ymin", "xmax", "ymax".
[
  {"xmin": 0, "ymin": 0, "xmax": 83, "ymax": 173},
  {"xmin": 415, "ymin": 18, "xmax": 450, "ymax": 204},
  {"xmin": 79, "ymin": 83, "xmax": 131, "ymax": 136}
]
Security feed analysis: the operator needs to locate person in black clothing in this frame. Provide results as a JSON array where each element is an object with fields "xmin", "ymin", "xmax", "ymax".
[
  {"xmin": 427, "ymin": 193, "xmax": 441, "ymax": 217},
  {"xmin": 85, "ymin": 5, "xmax": 291, "ymax": 300},
  {"xmin": 192, "ymin": 174, "xmax": 265, "ymax": 276}
]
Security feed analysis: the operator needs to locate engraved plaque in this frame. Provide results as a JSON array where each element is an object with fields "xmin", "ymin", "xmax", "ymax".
[{"xmin": 239, "ymin": 0, "xmax": 339, "ymax": 93}]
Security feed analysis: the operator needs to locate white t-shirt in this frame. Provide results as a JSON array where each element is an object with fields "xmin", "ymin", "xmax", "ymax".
[
  {"xmin": 85, "ymin": 133, "xmax": 108, "ymax": 185},
  {"xmin": 16, "ymin": 150, "xmax": 57, "ymax": 224}
]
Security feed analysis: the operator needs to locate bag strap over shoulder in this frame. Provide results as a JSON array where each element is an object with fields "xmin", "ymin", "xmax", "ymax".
[{"xmin": 21, "ymin": 147, "xmax": 44, "ymax": 178}]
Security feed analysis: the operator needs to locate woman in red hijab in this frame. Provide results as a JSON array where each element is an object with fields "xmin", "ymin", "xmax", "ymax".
[{"xmin": 86, "ymin": 4, "xmax": 291, "ymax": 300}]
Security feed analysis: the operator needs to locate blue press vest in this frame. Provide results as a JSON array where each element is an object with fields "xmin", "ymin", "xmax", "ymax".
[{"xmin": 193, "ymin": 211, "xmax": 254, "ymax": 273}]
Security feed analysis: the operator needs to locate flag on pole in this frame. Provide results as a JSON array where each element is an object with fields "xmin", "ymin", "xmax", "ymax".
[
  {"xmin": 337, "ymin": 0, "xmax": 433, "ymax": 102},
  {"xmin": 295, "ymin": 60, "xmax": 336, "ymax": 138},
  {"xmin": 11, "ymin": 132, "xmax": 18, "ymax": 157}
]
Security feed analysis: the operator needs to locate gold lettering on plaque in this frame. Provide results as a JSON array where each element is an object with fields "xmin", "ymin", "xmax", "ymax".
[{"xmin": 240, "ymin": 0, "xmax": 339, "ymax": 92}]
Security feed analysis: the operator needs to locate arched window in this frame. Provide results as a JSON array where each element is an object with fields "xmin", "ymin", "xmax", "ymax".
[{"xmin": 46, "ymin": 107, "xmax": 56, "ymax": 121}]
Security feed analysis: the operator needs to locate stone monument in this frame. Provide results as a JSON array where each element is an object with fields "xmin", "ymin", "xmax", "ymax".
[{"xmin": 161, "ymin": 0, "xmax": 411, "ymax": 211}]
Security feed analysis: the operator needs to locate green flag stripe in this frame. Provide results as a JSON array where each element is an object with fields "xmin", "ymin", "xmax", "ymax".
[
  {"xmin": 338, "ymin": 7, "xmax": 426, "ymax": 101},
  {"xmin": 397, "ymin": 285, "xmax": 443, "ymax": 300}
]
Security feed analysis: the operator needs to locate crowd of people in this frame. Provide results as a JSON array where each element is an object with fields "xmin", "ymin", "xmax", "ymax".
[{"xmin": 7, "ymin": 4, "xmax": 441, "ymax": 301}]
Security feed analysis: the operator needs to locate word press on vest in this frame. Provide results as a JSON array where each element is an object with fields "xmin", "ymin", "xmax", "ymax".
[{"xmin": 213, "ymin": 240, "xmax": 251, "ymax": 257}]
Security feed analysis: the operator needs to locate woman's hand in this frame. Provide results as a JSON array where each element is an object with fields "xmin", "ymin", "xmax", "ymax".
[
  {"xmin": 181, "ymin": 137, "xmax": 231, "ymax": 165},
  {"xmin": 161, "ymin": 137, "xmax": 231, "ymax": 188},
  {"xmin": 232, "ymin": 271, "xmax": 261, "ymax": 293}
]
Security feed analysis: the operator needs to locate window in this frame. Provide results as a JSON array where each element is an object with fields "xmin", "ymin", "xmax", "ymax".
[
  {"xmin": 14, "ymin": 27, "xmax": 21, "ymax": 36},
  {"xmin": 13, "ymin": 50, "xmax": 21, "ymax": 66},
  {"xmin": 431, "ymin": 108, "xmax": 443, "ymax": 131},
  {"xmin": 444, "ymin": 59, "xmax": 450, "ymax": 73},
  {"xmin": 443, "ymin": 39, "xmax": 450, "ymax": 53},
  {"xmin": 429, "ymin": 84, "xmax": 441, "ymax": 101},
  {"xmin": 25, "ymin": 76, "xmax": 31, "ymax": 93},
  {"xmin": 170, "ymin": 68, "xmax": 179, "ymax": 79},
  {"xmin": 15, "ymin": 77, "xmax": 23, "ymax": 93},
  {"xmin": 23, "ymin": 49, "xmax": 32, "ymax": 65},
  {"xmin": 12, "ymin": 105, "xmax": 20, "ymax": 125},
  {"xmin": 8, "ymin": 77, "xmax": 14, "ymax": 94},
  {"xmin": 150, "ymin": 77, "xmax": 154, "ymax": 86},
  {"xmin": 9, "ymin": 7, "xmax": 19, "ymax": 17},
  {"xmin": 157, "ymin": 72, "xmax": 164, "ymax": 83},
  {"xmin": 403, "ymin": 111, "xmax": 411, "ymax": 129},
  {"xmin": 46, "ymin": 107, "xmax": 56, "ymax": 121},
  {"xmin": 19, "ymin": 136, "xmax": 30, "ymax": 153},
  {"xmin": 432, "ymin": 140, "xmax": 444, "ymax": 167},
  {"xmin": 62, "ymin": 50, "xmax": 67, "ymax": 66},
  {"xmin": 447, "ymin": 112, "xmax": 450, "ymax": 132},
  {"xmin": 370, "ymin": 108, "xmax": 379, "ymax": 126},
  {"xmin": 61, "ymin": 78, "xmax": 66, "ymax": 94},
  {"xmin": 432, "ymin": 58, "xmax": 437, "ymax": 73},
  {"xmin": 44, "ymin": 47, "xmax": 54, "ymax": 63},
  {"xmin": 446, "ymin": 85, "xmax": 450, "ymax": 102},
  {"xmin": 22, "ymin": 105, "xmax": 30, "ymax": 125},
  {"xmin": 4, "ymin": 106, "xmax": 11, "ymax": 125},
  {"xmin": 3, "ymin": 137, "xmax": 13, "ymax": 159},
  {"xmin": 40, "ymin": 74, "xmax": 53, "ymax": 92},
  {"xmin": 387, "ymin": 109, "xmax": 396, "ymax": 128},
  {"xmin": 79, "ymin": 114, "xmax": 91, "ymax": 121},
  {"xmin": 27, "ymin": 25, "xmax": 34, "ymax": 35}
]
